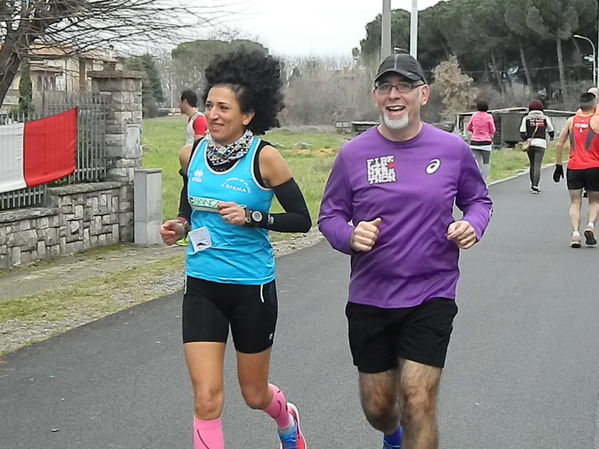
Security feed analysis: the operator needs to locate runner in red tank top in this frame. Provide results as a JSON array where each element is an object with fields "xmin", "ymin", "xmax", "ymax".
[
  {"xmin": 554, "ymin": 92, "xmax": 599, "ymax": 247},
  {"xmin": 568, "ymin": 114, "xmax": 599, "ymax": 170}
]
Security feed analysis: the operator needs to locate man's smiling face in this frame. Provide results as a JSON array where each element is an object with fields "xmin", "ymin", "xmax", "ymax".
[{"xmin": 371, "ymin": 74, "xmax": 429, "ymax": 140}]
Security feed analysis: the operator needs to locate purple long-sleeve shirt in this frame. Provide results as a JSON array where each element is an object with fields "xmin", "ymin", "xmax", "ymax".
[{"xmin": 318, "ymin": 124, "xmax": 492, "ymax": 309}]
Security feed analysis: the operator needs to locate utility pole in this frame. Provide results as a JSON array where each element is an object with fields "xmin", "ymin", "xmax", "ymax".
[
  {"xmin": 574, "ymin": 34, "xmax": 597, "ymax": 88},
  {"xmin": 381, "ymin": 0, "xmax": 391, "ymax": 59},
  {"xmin": 410, "ymin": 0, "xmax": 418, "ymax": 57}
]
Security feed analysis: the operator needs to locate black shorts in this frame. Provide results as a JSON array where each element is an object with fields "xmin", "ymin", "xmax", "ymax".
[
  {"xmin": 182, "ymin": 276, "xmax": 278, "ymax": 354},
  {"xmin": 345, "ymin": 298, "xmax": 458, "ymax": 373},
  {"xmin": 566, "ymin": 168, "xmax": 599, "ymax": 191}
]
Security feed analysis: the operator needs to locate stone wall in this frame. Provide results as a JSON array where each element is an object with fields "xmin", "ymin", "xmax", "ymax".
[
  {"xmin": 0, "ymin": 70, "xmax": 144, "ymax": 270},
  {"xmin": 0, "ymin": 182, "xmax": 133, "ymax": 269}
]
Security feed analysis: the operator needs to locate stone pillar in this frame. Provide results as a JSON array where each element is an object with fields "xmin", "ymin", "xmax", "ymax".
[
  {"xmin": 133, "ymin": 169, "xmax": 162, "ymax": 245},
  {"xmin": 88, "ymin": 70, "xmax": 143, "ymax": 183}
]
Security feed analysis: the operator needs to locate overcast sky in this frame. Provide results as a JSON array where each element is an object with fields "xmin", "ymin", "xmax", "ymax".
[{"xmin": 226, "ymin": 0, "xmax": 443, "ymax": 58}]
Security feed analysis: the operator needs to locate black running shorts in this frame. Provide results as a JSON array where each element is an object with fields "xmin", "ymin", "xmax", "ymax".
[
  {"xmin": 567, "ymin": 167, "xmax": 599, "ymax": 191},
  {"xmin": 182, "ymin": 276, "xmax": 278, "ymax": 354},
  {"xmin": 345, "ymin": 298, "xmax": 458, "ymax": 373}
]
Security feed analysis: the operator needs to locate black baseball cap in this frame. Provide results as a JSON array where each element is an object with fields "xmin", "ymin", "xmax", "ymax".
[{"xmin": 374, "ymin": 53, "xmax": 427, "ymax": 84}]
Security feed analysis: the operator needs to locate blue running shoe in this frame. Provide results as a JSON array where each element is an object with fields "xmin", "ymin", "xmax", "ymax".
[
  {"xmin": 382, "ymin": 442, "xmax": 401, "ymax": 449},
  {"xmin": 278, "ymin": 402, "xmax": 306, "ymax": 449},
  {"xmin": 382, "ymin": 427, "xmax": 402, "ymax": 449}
]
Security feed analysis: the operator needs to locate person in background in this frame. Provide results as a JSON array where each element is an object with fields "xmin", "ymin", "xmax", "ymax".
[
  {"xmin": 553, "ymin": 92, "xmax": 599, "ymax": 248},
  {"xmin": 176, "ymin": 91, "xmax": 208, "ymax": 246},
  {"xmin": 180, "ymin": 89, "xmax": 208, "ymax": 145},
  {"xmin": 161, "ymin": 48, "xmax": 310, "ymax": 449},
  {"xmin": 467, "ymin": 100, "xmax": 496, "ymax": 182},
  {"xmin": 318, "ymin": 52, "xmax": 492, "ymax": 449},
  {"xmin": 519, "ymin": 101, "xmax": 555, "ymax": 194}
]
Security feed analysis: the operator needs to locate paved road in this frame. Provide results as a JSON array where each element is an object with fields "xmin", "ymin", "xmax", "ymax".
[{"xmin": 2, "ymin": 168, "xmax": 599, "ymax": 449}]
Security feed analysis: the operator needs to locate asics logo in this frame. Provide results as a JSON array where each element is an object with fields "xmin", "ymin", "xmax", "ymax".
[{"xmin": 426, "ymin": 159, "xmax": 441, "ymax": 174}]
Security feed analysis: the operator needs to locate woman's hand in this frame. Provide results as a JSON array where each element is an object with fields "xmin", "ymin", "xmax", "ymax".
[
  {"xmin": 217, "ymin": 202, "xmax": 246, "ymax": 226},
  {"xmin": 160, "ymin": 219, "xmax": 186, "ymax": 245}
]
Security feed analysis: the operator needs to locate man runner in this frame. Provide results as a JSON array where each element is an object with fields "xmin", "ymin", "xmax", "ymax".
[{"xmin": 553, "ymin": 92, "xmax": 599, "ymax": 247}]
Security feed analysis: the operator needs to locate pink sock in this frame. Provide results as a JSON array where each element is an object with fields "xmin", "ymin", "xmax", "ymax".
[
  {"xmin": 263, "ymin": 383, "xmax": 290, "ymax": 429},
  {"xmin": 193, "ymin": 417, "xmax": 224, "ymax": 449}
]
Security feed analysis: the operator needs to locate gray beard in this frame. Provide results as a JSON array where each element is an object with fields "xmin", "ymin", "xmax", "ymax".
[{"xmin": 381, "ymin": 113, "xmax": 409, "ymax": 130}]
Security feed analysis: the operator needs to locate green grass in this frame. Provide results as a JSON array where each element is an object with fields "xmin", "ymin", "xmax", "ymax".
[
  {"xmin": 487, "ymin": 148, "xmax": 531, "ymax": 182},
  {"xmin": 265, "ymin": 131, "xmax": 349, "ymax": 151}
]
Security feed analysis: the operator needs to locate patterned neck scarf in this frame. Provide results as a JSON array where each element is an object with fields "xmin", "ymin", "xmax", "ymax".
[{"xmin": 205, "ymin": 129, "xmax": 254, "ymax": 166}]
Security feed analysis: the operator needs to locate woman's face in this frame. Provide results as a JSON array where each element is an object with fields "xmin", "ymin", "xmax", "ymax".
[{"xmin": 204, "ymin": 85, "xmax": 254, "ymax": 145}]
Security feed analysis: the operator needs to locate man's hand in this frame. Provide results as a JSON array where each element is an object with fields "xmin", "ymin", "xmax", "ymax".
[
  {"xmin": 553, "ymin": 164, "xmax": 564, "ymax": 183},
  {"xmin": 350, "ymin": 218, "xmax": 382, "ymax": 252},
  {"xmin": 447, "ymin": 220, "xmax": 477, "ymax": 249},
  {"xmin": 160, "ymin": 219, "xmax": 186, "ymax": 246}
]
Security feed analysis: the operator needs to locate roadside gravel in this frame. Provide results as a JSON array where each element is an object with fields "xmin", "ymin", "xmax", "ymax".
[{"xmin": 0, "ymin": 229, "xmax": 325, "ymax": 355}]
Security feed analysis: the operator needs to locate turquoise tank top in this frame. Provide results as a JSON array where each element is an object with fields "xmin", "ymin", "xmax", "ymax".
[{"xmin": 185, "ymin": 137, "xmax": 274, "ymax": 284}]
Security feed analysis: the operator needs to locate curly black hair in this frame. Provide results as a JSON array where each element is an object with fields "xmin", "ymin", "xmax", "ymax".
[{"xmin": 202, "ymin": 47, "xmax": 285, "ymax": 135}]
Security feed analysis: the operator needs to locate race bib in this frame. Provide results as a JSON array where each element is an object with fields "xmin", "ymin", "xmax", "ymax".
[{"xmin": 188, "ymin": 226, "xmax": 212, "ymax": 253}]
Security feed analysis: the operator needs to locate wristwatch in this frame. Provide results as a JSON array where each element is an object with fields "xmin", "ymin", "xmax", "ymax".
[
  {"xmin": 244, "ymin": 209, "xmax": 263, "ymax": 227},
  {"xmin": 251, "ymin": 210, "xmax": 263, "ymax": 223},
  {"xmin": 175, "ymin": 216, "xmax": 190, "ymax": 233}
]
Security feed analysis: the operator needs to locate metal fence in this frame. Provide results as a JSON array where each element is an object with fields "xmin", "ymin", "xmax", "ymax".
[{"xmin": 0, "ymin": 91, "xmax": 106, "ymax": 211}]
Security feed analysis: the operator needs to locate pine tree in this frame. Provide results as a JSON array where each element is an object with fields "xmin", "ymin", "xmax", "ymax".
[
  {"xmin": 525, "ymin": 0, "xmax": 597, "ymax": 100},
  {"xmin": 17, "ymin": 60, "xmax": 34, "ymax": 115},
  {"xmin": 125, "ymin": 55, "xmax": 165, "ymax": 118}
]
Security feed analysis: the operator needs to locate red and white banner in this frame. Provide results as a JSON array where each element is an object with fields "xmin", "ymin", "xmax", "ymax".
[{"xmin": 0, "ymin": 108, "xmax": 78, "ymax": 193}]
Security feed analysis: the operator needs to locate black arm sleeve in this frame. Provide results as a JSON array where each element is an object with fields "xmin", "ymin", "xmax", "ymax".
[
  {"xmin": 519, "ymin": 131, "xmax": 527, "ymax": 140},
  {"xmin": 258, "ymin": 178, "xmax": 311, "ymax": 233},
  {"xmin": 177, "ymin": 169, "xmax": 191, "ymax": 221},
  {"xmin": 177, "ymin": 139, "xmax": 203, "ymax": 221}
]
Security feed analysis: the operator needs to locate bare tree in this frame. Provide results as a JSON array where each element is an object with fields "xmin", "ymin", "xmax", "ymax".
[
  {"xmin": 432, "ymin": 56, "xmax": 479, "ymax": 122},
  {"xmin": 0, "ymin": 0, "xmax": 236, "ymax": 107},
  {"xmin": 281, "ymin": 55, "xmax": 373, "ymax": 126}
]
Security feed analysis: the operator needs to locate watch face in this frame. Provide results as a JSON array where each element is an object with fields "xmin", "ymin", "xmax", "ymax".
[{"xmin": 251, "ymin": 211, "xmax": 263, "ymax": 222}]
